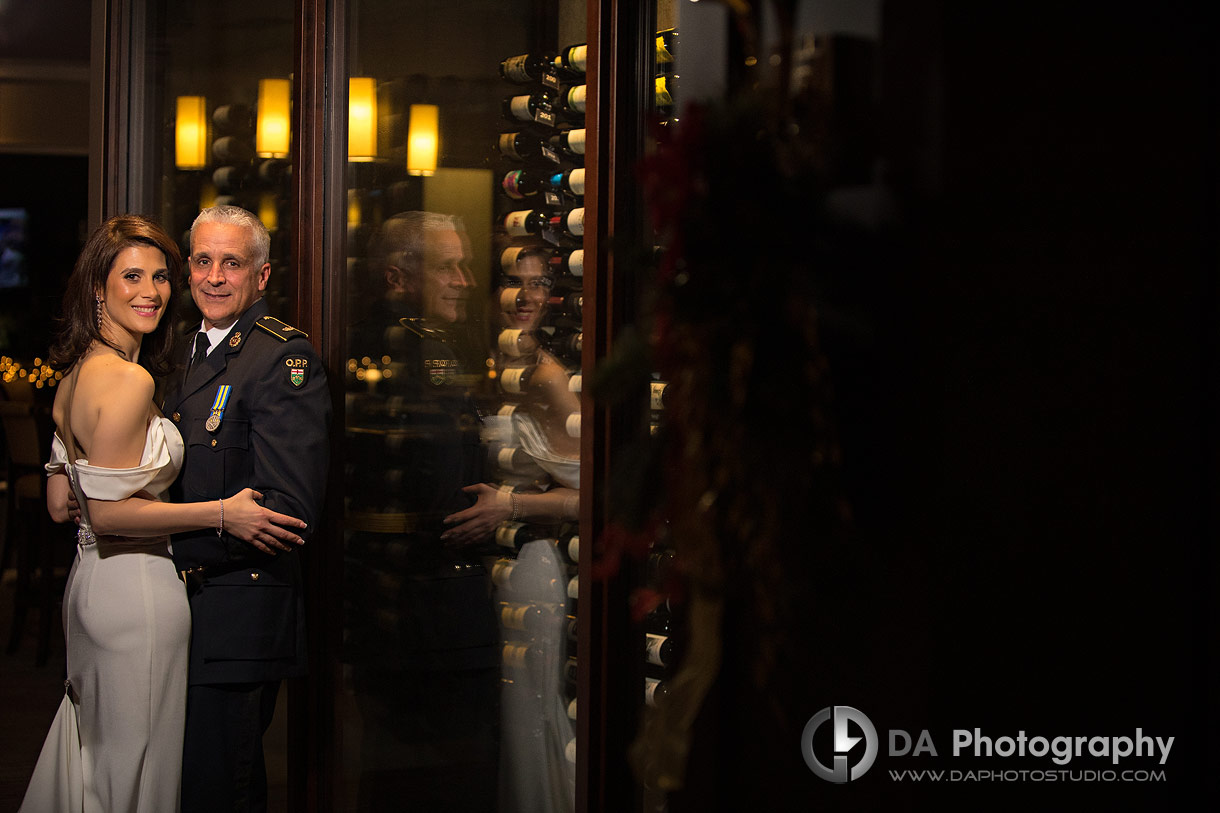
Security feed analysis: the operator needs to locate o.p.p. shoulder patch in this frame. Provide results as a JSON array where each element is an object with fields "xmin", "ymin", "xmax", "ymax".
[{"xmin": 285, "ymin": 356, "xmax": 310, "ymax": 388}]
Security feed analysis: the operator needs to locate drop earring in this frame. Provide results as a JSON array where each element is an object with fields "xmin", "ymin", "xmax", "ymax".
[{"xmin": 96, "ymin": 295, "xmax": 103, "ymax": 330}]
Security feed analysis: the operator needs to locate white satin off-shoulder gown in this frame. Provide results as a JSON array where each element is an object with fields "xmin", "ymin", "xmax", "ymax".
[{"xmin": 20, "ymin": 415, "xmax": 190, "ymax": 813}]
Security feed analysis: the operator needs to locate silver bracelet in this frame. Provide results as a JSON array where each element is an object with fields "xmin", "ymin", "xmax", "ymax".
[{"xmin": 217, "ymin": 498, "xmax": 224, "ymax": 538}]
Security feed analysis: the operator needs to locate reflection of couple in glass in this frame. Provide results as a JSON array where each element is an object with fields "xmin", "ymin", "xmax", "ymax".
[
  {"xmin": 357, "ymin": 212, "xmax": 579, "ymax": 546},
  {"xmin": 21, "ymin": 207, "xmax": 330, "ymax": 813}
]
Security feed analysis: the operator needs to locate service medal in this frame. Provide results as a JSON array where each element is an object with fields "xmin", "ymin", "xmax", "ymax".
[{"xmin": 207, "ymin": 384, "xmax": 231, "ymax": 432}]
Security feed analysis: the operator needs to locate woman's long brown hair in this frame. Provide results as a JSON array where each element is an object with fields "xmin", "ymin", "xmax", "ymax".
[{"xmin": 47, "ymin": 214, "xmax": 182, "ymax": 377}]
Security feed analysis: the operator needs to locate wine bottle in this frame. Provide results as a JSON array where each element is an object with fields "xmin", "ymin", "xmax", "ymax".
[
  {"xmin": 211, "ymin": 166, "xmax": 247, "ymax": 192},
  {"xmin": 545, "ymin": 167, "xmax": 586, "ymax": 197},
  {"xmin": 646, "ymin": 548, "xmax": 676, "ymax": 584},
  {"xmin": 501, "ymin": 90, "xmax": 557, "ymax": 127},
  {"xmin": 499, "ymin": 601, "xmax": 544, "ymax": 633},
  {"xmin": 549, "ymin": 128, "xmax": 587, "ymax": 161},
  {"xmin": 500, "ymin": 364, "xmax": 539, "ymax": 395},
  {"xmin": 496, "ymin": 131, "xmax": 547, "ymax": 163},
  {"xmin": 644, "ymin": 676, "xmax": 668, "ymax": 708},
  {"xmin": 645, "ymin": 599, "xmax": 674, "ymax": 635},
  {"xmin": 503, "ymin": 209, "xmax": 548, "ymax": 237},
  {"xmin": 547, "ymin": 291, "xmax": 584, "ymax": 319},
  {"xmin": 568, "ymin": 373, "xmax": 582, "ymax": 394},
  {"xmin": 566, "ymin": 411, "xmax": 581, "ymax": 438},
  {"xmin": 567, "ymin": 574, "xmax": 579, "ymax": 611},
  {"xmin": 555, "ymin": 43, "xmax": 588, "ymax": 76},
  {"xmin": 564, "ymin": 655, "xmax": 579, "ymax": 690},
  {"xmin": 558, "ymin": 85, "xmax": 587, "ymax": 121},
  {"xmin": 545, "ymin": 328, "xmax": 583, "ymax": 363},
  {"xmin": 500, "ymin": 245, "xmax": 546, "ymax": 274},
  {"xmin": 498, "ymin": 328, "xmax": 540, "ymax": 357},
  {"xmin": 645, "ymin": 632, "xmax": 674, "ymax": 668},
  {"xmin": 650, "ymin": 380, "xmax": 669, "ymax": 411},
  {"xmin": 212, "ymin": 103, "xmax": 253, "ymax": 135},
  {"xmin": 500, "ymin": 168, "xmax": 547, "ymax": 199},
  {"xmin": 495, "ymin": 520, "xmax": 556, "ymax": 551},
  {"xmin": 549, "ymin": 248, "xmax": 585, "ymax": 278},
  {"xmin": 561, "ymin": 532, "xmax": 580, "ymax": 564},
  {"xmin": 257, "ymin": 158, "xmax": 290, "ymax": 184},
  {"xmin": 655, "ymin": 29, "xmax": 677, "ymax": 73},
  {"xmin": 212, "ymin": 136, "xmax": 254, "ymax": 164},
  {"xmin": 499, "ymin": 246, "xmax": 524, "ymax": 274},
  {"xmin": 492, "ymin": 558, "xmax": 518, "ymax": 591},
  {"xmin": 546, "ymin": 207, "xmax": 585, "ymax": 240},
  {"xmin": 655, "ymin": 76, "xmax": 674, "ymax": 118},
  {"xmin": 502, "ymin": 642, "xmax": 547, "ymax": 674},
  {"xmin": 495, "ymin": 445, "xmax": 546, "ymax": 476},
  {"xmin": 499, "ymin": 52, "xmax": 557, "ymax": 84}
]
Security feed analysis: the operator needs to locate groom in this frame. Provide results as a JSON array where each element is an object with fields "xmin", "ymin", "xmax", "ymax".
[{"xmin": 164, "ymin": 205, "xmax": 330, "ymax": 812}]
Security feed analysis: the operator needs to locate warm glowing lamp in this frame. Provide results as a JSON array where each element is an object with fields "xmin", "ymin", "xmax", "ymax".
[
  {"xmin": 406, "ymin": 104, "xmax": 439, "ymax": 176},
  {"xmin": 175, "ymin": 96, "xmax": 208, "ymax": 169},
  {"xmin": 199, "ymin": 180, "xmax": 218, "ymax": 210},
  {"xmin": 256, "ymin": 79, "xmax": 291, "ymax": 158},
  {"xmin": 259, "ymin": 192, "xmax": 279, "ymax": 232},
  {"xmin": 348, "ymin": 77, "xmax": 377, "ymax": 161}
]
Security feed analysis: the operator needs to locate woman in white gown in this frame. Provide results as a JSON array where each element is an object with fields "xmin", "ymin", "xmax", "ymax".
[{"xmin": 20, "ymin": 215, "xmax": 309, "ymax": 813}]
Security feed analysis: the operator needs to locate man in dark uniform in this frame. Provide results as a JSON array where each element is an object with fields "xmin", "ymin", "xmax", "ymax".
[{"xmin": 164, "ymin": 204, "xmax": 331, "ymax": 813}]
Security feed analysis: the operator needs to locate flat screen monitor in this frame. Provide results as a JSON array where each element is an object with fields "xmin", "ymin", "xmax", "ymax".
[{"xmin": 0, "ymin": 208, "xmax": 29, "ymax": 289}]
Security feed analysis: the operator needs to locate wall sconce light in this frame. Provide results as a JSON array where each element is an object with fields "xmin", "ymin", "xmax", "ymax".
[
  {"xmin": 259, "ymin": 192, "xmax": 279, "ymax": 233},
  {"xmin": 406, "ymin": 104, "xmax": 439, "ymax": 176},
  {"xmin": 349, "ymin": 77, "xmax": 377, "ymax": 162},
  {"xmin": 256, "ymin": 78, "xmax": 291, "ymax": 158},
  {"xmin": 175, "ymin": 96, "xmax": 208, "ymax": 169}
]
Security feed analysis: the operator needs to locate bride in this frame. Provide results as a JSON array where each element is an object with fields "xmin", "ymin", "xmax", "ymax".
[{"xmin": 19, "ymin": 215, "xmax": 307, "ymax": 813}]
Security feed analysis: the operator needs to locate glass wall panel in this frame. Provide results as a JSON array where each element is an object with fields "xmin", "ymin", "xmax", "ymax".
[
  {"xmin": 338, "ymin": 1, "xmax": 586, "ymax": 810},
  {"xmin": 141, "ymin": 1, "xmax": 297, "ymax": 807}
]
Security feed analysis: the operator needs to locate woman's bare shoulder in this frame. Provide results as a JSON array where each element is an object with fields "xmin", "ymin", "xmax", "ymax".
[{"xmin": 76, "ymin": 353, "xmax": 155, "ymax": 408}]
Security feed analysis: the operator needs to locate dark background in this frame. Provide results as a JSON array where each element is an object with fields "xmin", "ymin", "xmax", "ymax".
[{"xmin": 796, "ymin": 2, "xmax": 1217, "ymax": 809}]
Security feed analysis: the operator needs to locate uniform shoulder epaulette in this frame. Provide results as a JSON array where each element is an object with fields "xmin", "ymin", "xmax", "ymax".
[
  {"xmin": 255, "ymin": 315, "xmax": 309, "ymax": 341},
  {"xmin": 398, "ymin": 317, "xmax": 444, "ymax": 341}
]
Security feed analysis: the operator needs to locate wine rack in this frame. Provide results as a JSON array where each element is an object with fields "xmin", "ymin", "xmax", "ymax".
[{"xmin": 487, "ymin": 35, "xmax": 591, "ymax": 810}]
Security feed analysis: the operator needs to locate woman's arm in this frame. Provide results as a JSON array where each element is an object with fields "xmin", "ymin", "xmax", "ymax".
[
  {"xmin": 47, "ymin": 472, "xmax": 71, "ymax": 524},
  {"xmin": 79, "ymin": 363, "xmax": 306, "ymax": 553},
  {"xmin": 441, "ymin": 484, "xmax": 579, "ymax": 546},
  {"xmin": 89, "ymin": 488, "xmax": 307, "ymax": 555}
]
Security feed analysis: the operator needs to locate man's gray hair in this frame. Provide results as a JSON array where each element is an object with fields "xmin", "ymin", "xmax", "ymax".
[
  {"xmin": 191, "ymin": 205, "xmax": 272, "ymax": 267},
  {"xmin": 369, "ymin": 211, "xmax": 464, "ymax": 274}
]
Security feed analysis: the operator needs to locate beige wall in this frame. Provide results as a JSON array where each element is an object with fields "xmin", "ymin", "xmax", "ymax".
[{"xmin": 0, "ymin": 62, "xmax": 89, "ymax": 155}]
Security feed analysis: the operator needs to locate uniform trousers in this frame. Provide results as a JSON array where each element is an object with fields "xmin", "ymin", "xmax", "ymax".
[{"xmin": 181, "ymin": 680, "xmax": 281, "ymax": 813}]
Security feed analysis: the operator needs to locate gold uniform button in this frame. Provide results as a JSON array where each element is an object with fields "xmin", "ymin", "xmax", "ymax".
[
  {"xmin": 172, "ymin": 412, "xmax": 181, "ymax": 422},
  {"xmin": 250, "ymin": 572, "xmax": 260, "ymax": 581},
  {"xmin": 211, "ymin": 439, "xmax": 218, "ymax": 447}
]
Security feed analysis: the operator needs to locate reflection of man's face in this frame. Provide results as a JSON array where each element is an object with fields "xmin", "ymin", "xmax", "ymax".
[{"xmin": 407, "ymin": 228, "xmax": 474, "ymax": 323}]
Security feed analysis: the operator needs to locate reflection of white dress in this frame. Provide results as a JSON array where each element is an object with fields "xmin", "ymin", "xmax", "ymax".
[{"xmin": 20, "ymin": 417, "xmax": 190, "ymax": 813}]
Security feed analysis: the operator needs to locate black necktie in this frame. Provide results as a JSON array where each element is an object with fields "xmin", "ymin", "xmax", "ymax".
[{"xmin": 188, "ymin": 331, "xmax": 209, "ymax": 374}]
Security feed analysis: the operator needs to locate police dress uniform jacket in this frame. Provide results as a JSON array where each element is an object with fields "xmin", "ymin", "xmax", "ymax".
[{"xmin": 164, "ymin": 298, "xmax": 331, "ymax": 685}]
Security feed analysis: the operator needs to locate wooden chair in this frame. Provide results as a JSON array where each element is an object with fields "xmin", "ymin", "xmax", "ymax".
[{"xmin": 1, "ymin": 395, "xmax": 73, "ymax": 666}]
